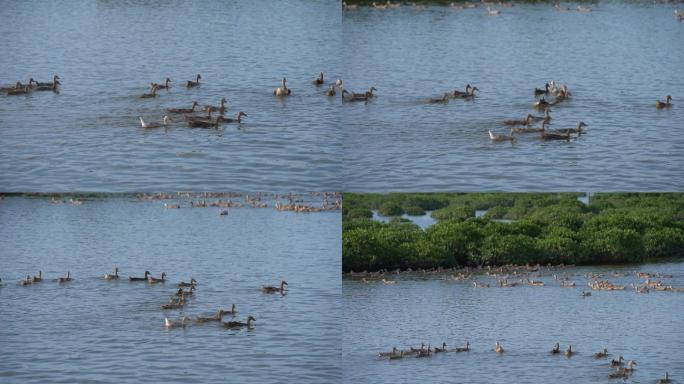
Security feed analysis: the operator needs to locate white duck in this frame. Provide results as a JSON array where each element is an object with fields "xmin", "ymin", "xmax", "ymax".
[{"xmin": 139, "ymin": 116, "xmax": 170, "ymax": 128}]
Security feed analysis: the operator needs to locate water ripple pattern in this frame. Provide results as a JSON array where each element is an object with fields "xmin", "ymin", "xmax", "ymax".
[
  {"xmin": 0, "ymin": 196, "xmax": 341, "ymax": 384},
  {"xmin": 342, "ymin": 3, "xmax": 684, "ymax": 191},
  {"xmin": 0, "ymin": 0, "xmax": 341, "ymax": 191},
  {"xmin": 343, "ymin": 264, "xmax": 684, "ymax": 384}
]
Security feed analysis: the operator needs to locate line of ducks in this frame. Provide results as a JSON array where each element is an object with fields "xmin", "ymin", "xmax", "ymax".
[
  {"xmin": 378, "ymin": 341, "xmax": 671, "ymax": 381},
  {"xmin": 1, "ymin": 75, "xmax": 61, "ymax": 95},
  {"xmin": 344, "ymin": 1, "xmax": 597, "ymax": 14}
]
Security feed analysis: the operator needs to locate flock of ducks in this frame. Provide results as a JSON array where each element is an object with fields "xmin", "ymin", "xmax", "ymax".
[
  {"xmin": 0, "ymin": 268, "xmax": 292, "ymax": 331},
  {"xmin": 377, "ymin": 338, "xmax": 670, "ymax": 381},
  {"xmin": 1, "ymin": 75, "xmax": 61, "ymax": 95},
  {"xmin": 346, "ymin": 264, "xmax": 684, "ymax": 295},
  {"xmin": 343, "ymin": 1, "xmax": 594, "ymax": 14}
]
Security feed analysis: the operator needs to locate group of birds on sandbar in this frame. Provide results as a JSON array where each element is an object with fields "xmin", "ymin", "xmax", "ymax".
[
  {"xmin": 1, "ymin": 75, "xmax": 61, "ymax": 95},
  {"xmin": 377, "ymin": 340, "xmax": 671, "ymax": 381}
]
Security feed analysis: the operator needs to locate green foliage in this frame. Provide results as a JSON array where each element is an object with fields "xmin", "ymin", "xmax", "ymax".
[
  {"xmin": 404, "ymin": 205, "xmax": 426, "ymax": 216},
  {"xmin": 342, "ymin": 193, "xmax": 684, "ymax": 272}
]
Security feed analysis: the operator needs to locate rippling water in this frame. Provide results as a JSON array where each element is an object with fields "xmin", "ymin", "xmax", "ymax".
[
  {"xmin": 342, "ymin": 3, "xmax": 684, "ymax": 191},
  {"xmin": 343, "ymin": 263, "xmax": 684, "ymax": 384},
  {"xmin": 0, "ymin": 0, "xmax": 341, "ymax": 191},
  {"xmin": 0, "ymin": 195, "xmax": 341, "ymax": 383}
]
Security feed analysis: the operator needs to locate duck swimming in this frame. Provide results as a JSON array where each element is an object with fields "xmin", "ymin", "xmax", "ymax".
[
  {"xmin": 489, "ymin": 128, "xmax": 515, "ymax": 142},
  {"xmin": 594, "ymin": 348, "xmax": 608, "ymax": 358},
  {"xmin": 341, "ymin": 89, "xmax": 370, "ymax": 102},
  {"xmin": 564, "ymin": 344, "xmax": 575, "ymax": 357},
  {"xmin": 186, "ymin": 74, "xmax": 201, "ymax": 88},
  {"xmin": 129, "ymin": 270, "xmax": 151, "ymax": 282},
  {"xmin": 104, "ymin": 267, "xmax": 119, "ymax": 280},
  {"xmin": 167, "ymin": 101, "xmax": 199, "ymax": 114},
  {"xmin": 325, "ymin": 85, "xmax": 336, "ymax": 96},
  {"xmin": 658, "ymin": 372, "xmax": 671, "ymax": 384},
  {"xmin": 217, "ymin": 111, "xmax": 247, "ymax": 123},
  {"xmin": 223, "ymin": 315, "xmax": 256, "ymax": 329},
  {"xmin": 454, "ymin": 86, "xmax": 479, "ymax": 99},
  {"xmin": 161, "ymin": 297, "xmax": 185, "ymax": 310},
  {"xmin": 273, "ymin": 77, "xmax": 291, "ymax": 96},
  {"xmin": 154, "ymin": 78, "xmax": 171, "ymax": 90},
  {"xmin": 428, "ymin": 93, "xmax": 450, "ymax": 104},
  {"xmin": 455, "ymin": 341, "xmax": 470, "ymax": 352},
  {"xmin": 6, "ymin": 85, "xmax": 31, "ymax": 96},
  {"xmin": 204, "ymin": 97, "xmax": 228, "ymax": 114},
  {"xmin": 554, "ymin": 121, "xmax": 587, "ymax": 135},
  {"xmin": 164, "ymin": 316, "xmax": 189, "ymax": 328},
  {"xmin": 178, "ymin": 278, "xmax": 197, "ymax": 287},
  {"xmin": 389, "ymin": 351, "xmax": 404, "ymax": 359},
  {"xmin": 503, "ymin": 114, "xmax": 533, "ymax": 126},
  {"xmin": 188, "ymin": 118, "xmax": 220, "ymax": 128},
  {"xmin": 261, "ymin": 280, "xmax": 288, "ymax": 294},
  {"xmin": 196, "ymin": 308, "xmax": 230, "ymax": 323},
  {"xmin": 58, "ymin": 271, "xmax": 72, "ymax": 283},
  {"xmin": 540, "ymin": 123, "xmax": 571, "ymax": 140},
  {"xmin": 656, "ymin": 95, "xmax": 672, "ymax": 109},
  {"xmin": 451, "ymin": 84, "xmax": 471, "ymax": 98},
  {"xmin": 551, "ymin": 342, "xmax": 560, "ymax": 354},
  {"xmin": 140, "ymin": 84, "xmax": 158, "ymax": 98},
  {"xmin": 434, "ymin": 342, "xmax": 448, "ymax": 353},
  {"xmin": 379, "ymin": 347, "xmax": 399, "ymax": 357},
  {"xmin": 148, "ymin": 272, "xmax": 167, "ymax": 283},
  {"xmin": 611, "ymin": 355, "xmax": 624, "ymax": 367},
  {"xmin": 32, "ymin": 271, "xmax": 43, "ymax": 283},
  {"xmin": 313, "ymin": 72, "xmax": 324, "ymax": 86},
  {"xmin": 34, "ymin": 75, "xmax": 59, "ymax": 87},
  {"xmin": 139, "ymin": 116, "xmax": 171, "ymax": 128},
  {"xmin": 494, "ymin": 341, "xmax": 504, "ymax": 353},
  {"xmin": 35, "ymin": 80, "xmax": 60, "ymax": 92},
  {"xmin": 19, "ymin": 275, "xmax": 32, "ymax": 286},
  {"xmin": 534, "ymin": 83, "xmax": 550, "ymax": 95}
]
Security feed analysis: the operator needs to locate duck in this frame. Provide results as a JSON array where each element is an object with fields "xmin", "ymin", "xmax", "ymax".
[
  {"xmin": 494, "ymin": 341, "xmax": 504, "ymax": 353},
  {"xmin": 416, "ymin": 344, "xmax": 432, "ymax": 358},
  {"xmin": 489, "ymin": 128, "xmax": 515, "ymax": 142},
  {"xmin": 564, "ymin": 344, "xmax": 575, "ymax": 357},
  {"xmin": 34, "ymin": 75, "xmax": 59, "ymax": 87},
  {"xmin": 487, "ymin": 6, "xmax": 501, "ymax": 15},
  {"xmin": 428, "ymin": 93, "xmax": 450, "ymax": 104},
  {"xmin": 610, "ymin": 355, "xmax": 624, "ymax": 367},
  {"xmin": 148, "ymin": 272, "xmax": 167, "ymax": 283},
  {"xmin": 273, "ymin": 77, "xmax": 291, "ymax": 96},
  {"xmin": 167, "ymin": 101, "xmax": 199, "ymax": 114},
  {"xmin": 341, "ymin": 89, "xmax": 370, "ymax": 102},
  {"xmin": 153, "ymin": 77, "xmax": 171, "ymax": 90},
  {"xmin": 455, "ymin": 86, "xmax": 479, "ymax": 99},
  {"xmin": 372, "ymin": 2, "xmax": 388, "ymax": 9},
  {"xmin": 378, "ymin": 347, "xmax": 399, "ymax": 357},
  {"xmin": 514, "ymin": 120, "xmax": 547, "ymax": 134},
  {"xmin": 534, "ymin": 83, "xmax": 550, "ymax": 95},
  {"xmin": 313, "ymin": 72, "xmax": 324, "ymax": 86},
  {"xmin": 196, "ymin": 308, "xmax": 231, "ymax": 323},
  {"xmin": 6, "ymin": 84, "xmax": 31, "ymax": 95},
  {"xmin": 217, "ymin": 111, "xmax": 247, "ymax": 123},
  {"xmin": 32, "ymin": 271, "xmax": 43, "ymax": 283},
  {"xmin": 178, "ymin": 278, "xmax": 197, "ymax": 287},
  {"xmin": 204, "ymin": 97, "xmax": 228, "ymax": 114},
  {"xmin": 389, "ymin": 351, "xmax": 404, "ymax": 359},
  {"xmin": 188, "ymin": 118, "xmax": 220, "ymax": 128},
  {"xmin": 581, "ymin": 290, "xmax": 591, "ymax": 297},
  {"xmin": 335, "ymin": 79, "xmax": 343, "ymax": 88},
  {"xmin": 35, "ymin": 80, "xmax": 60, "ymax": 92},
  {"xmin": 261, "ymin": 280, "xmax": 288, "ymax": 294},
  {"xmin": 551, "ymin": 342, "xmax": 560, "ymax": 354},
  {"xmin": 19, "ymin": 275, "xmax": 32, "ymax": 286},
  {"xmin": 58, "ymin": 271, "xmax": 72, "ymax": 283},
  {"xmin": 139, "ymin": 116, "xmax": 171, "ymax": 128},
  {"xmin": 325, "ymin": 85, "xmax": 336, "ymax": 96},
  {"xmin": 451, "ymin": 84, "xmax": 472, "ymax": 98},
  {"xmin": 434, "ymin": 342, "xmax": 448, "ymax": 353},
  {"xmin": 139, "ymin": 84, "xmax": 158, "ymax": 98},
  {"xmin": 658, "ymin": 372, "xmax": 671, "ymax": 384},
  {"xmin": 364, "ymin": 87, "xmax": 377, "ymax": 98},
  {"xmin": 129, "ymin": 270, "xmax": 151, "ymax": 281},
  {"xmin": 534, "ymin": 97, "xmax": 550, "ymax": 109},
  {"xmin": 161, "ymin": 297, "xmax": 185, "ymax": 310},
  {"xmin": 540, "ymin": 123, "xmax": 571, "ymax": 141},
  {"xmin": 223, "ymin": 315, "xmax": 256, "ymax": 329},
  {"xmin": 186, "ymin": 74, "xmax": 201, "ymax": 88},
  {"xmin": 0, "ymin": 81, "xmax": 24, "ymax": 92},
  {"xmin": 164, "ymin": 202, "xmax": 181, "ymax": 209},
  {"xmin": 164, "ymin": 316, "xmax": 189, "ymax": 328},
  {"xmin": 609, "ymin": 361, "xmax": 636, "ymax": 378},
  {"xmin": 593, "ymin": 348, "xmax": 608, "ymax": 358},
  {"xmin": 554, "ymin": 121, "xmax": 587, "ymax": 135},
  {"xmin": 656, "ymin": 95, "xmax": 672, "ymax": 109},
  {"xmin": 104, "ymin": 267, "xmax": 119, "ymax": 280},
  {"xmin": 503, "ymin": 114, "xmax": 534, "ymax": 126},
  {"xmin": 455, "ymin": 341, "xmax": 470, "ymax": 352}
]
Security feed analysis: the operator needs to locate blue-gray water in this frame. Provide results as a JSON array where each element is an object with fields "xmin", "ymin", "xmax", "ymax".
[
  {"xmin": 0, "ymin": 0, "xmax": 341, "ymax": 191},
  {"xmin": 343, "ymin": 263, "xmax": 684, "ymax": 384},
  {"xmin": 0, "ymin": 195, "xmax": 341, "ymax": 383},
  {"xmin": 342, "ymin": 3, "xmax": 684, "ymax": 191}
]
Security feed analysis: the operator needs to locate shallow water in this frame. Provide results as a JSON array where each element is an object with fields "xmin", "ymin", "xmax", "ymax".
[
  {"xmin": 0, "ymin": 0, "xmax": 341, "ymax": 191},
  {"xmin": 342, "ymin": 3, "xmax": 684, "ymax": 191},
  {"xmin": 0, "ymin": 195, "xmax": 341, "ymax": 383},
  {"xmin": 343, "ymin": 263, "xmax": 684, "ymax": 384}
]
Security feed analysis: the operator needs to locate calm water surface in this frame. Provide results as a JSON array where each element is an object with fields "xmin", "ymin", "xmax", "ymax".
[
  {"xmin": 0, "ymin": 0, "xmax": 341, "ymax": 191},
  {"xmin": 343, "ymin": 263, "xmax": 684, "ymax": 384},
  {"xmin": 0, "ymin": 195, "xmax": 340, "ymax": 383},
  {"xmin": 342, "ymin": 3, "xmax": 684, "ymax": 191}
]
